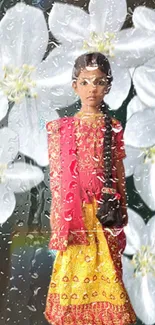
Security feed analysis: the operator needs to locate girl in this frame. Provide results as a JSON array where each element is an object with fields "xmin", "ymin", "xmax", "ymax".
[{"xmin": 44, "ymin": 52, "xmax": 136, "ymax": 325}]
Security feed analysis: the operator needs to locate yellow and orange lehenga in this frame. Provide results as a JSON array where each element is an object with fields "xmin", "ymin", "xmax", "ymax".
[{"xmin": 45, "ymin": 112, "xmax": 136, "ymax": 325}]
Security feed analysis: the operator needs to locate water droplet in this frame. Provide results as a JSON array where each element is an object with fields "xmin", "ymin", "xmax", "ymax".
[
  {"xmin": 31, "ymin": 272, "xmax": 39, "ymax": 279},
  {"xmin": 34, "ymin": 287, "xmax": 41, "ymax": 296},
  {"xmin": 16, "ymin": 220, "xmax": 24, "ymax": 227},
  {"xmin": 10, "ymin": 286, "xmax": 18, "ymax": 291},
  {"xmin": 27, "ymin": 304, "xmax": 37, "ymax": 312}
]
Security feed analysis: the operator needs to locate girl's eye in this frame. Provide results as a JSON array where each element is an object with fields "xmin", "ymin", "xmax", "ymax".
[
  {"xmin": 96, "ymin": 80, "xmax": 106, "ymax": 86},
  {"xmin": 80, "ymin": 80, "xmax": 88, "ymax": 86}
]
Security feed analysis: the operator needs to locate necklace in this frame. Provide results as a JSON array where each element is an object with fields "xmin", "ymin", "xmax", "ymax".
[{"xmin": 75, "ymin": 111, "xmax": 104, "ymax": 118}]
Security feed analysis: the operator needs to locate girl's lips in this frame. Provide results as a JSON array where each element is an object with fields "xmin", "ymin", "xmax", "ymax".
[{"xmin": 87, "ymin": 96, "xmax": 96, "ymax": 100}]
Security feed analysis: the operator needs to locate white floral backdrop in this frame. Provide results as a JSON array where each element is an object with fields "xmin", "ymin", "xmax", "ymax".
[{"xmin": 0, "ymin": 0, "xmax": 155, "ymax": 324}]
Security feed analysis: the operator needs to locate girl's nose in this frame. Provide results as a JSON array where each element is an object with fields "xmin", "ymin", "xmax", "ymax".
[{"xmin": 89, "ymin": 85, "xmax": 97, "ymax": 92}]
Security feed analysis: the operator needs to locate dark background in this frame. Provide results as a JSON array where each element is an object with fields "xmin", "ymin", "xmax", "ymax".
[{"xmin": 0, "ymin": 0, "xmax": 155, "ymax": 324}]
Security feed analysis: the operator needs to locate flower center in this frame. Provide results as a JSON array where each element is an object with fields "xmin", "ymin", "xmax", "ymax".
[
  {"xmin": 144, "ymin": 146, "xmax": 155, "ymax": 164},
  {"xmin": 0, "ymin": 164, "xmax": 7, "ymax": 183},
  {"xmin": 131, "ymin": 245, "xmax": 155, "ymax": 277},
  {"xmin": 83, "ymin": 31, "xmax": 116, "ymax": 57},
  {"xmin": 0, "ymin": 64, "xmax": 37, "ymax": 103}
]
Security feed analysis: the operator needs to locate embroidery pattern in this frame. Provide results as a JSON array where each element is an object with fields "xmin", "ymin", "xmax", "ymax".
[
  {"xmin": 45, "ymin": 200, "xmax": 136, "ymax": 325},
  {"xmin": 45, "ymin": 294, "xmax": 136, "ymax": 325},
  {"xmin": 47, "ymin": 120, "xmax": 68, "ymax": 250},
  {"xmin": 74, "ymin": 115, "xmax": 126, "ymax": 173}
]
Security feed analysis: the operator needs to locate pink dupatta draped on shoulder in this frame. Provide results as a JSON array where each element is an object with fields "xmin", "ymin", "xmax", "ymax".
[{"xmin": 46, "ymin": 117, "xmax": 88, "ymax": 251}]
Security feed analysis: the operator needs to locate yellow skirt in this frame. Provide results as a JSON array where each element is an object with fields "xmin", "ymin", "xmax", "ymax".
[{"xmin": 45, "ymin": 199, "xmax": 136, "ymax": 325}]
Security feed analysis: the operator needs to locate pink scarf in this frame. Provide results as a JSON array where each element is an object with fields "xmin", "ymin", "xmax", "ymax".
[{"xmin": 47, "ymin": 117, "xmax": 88, "ymax": 251}]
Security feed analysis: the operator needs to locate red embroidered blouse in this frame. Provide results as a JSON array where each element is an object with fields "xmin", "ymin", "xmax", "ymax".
[
  {"xmin": 46, "ymin": 113, "xmax": 126, "ymax": 251},
  {"xmin": 74, "ymin": 113, "xmax": 126, "ymax": 204}
]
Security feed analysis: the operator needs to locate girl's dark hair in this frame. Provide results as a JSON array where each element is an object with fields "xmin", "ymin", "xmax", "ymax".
[
  {"xmin": 72, "ymin": 52, "xmax": 113, "ymax": 189},
  {"xmin": 72, "ymin": 52, "xmax": 113, "ymax": 89}
]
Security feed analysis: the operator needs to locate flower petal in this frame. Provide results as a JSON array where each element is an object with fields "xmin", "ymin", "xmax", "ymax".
[
  {"xmin": 133, "ymin": 6, "xmax": 155, "ymax": 31},
  {"xmin": 126, "ymin": 274, "xmax": 155, "ymax": 325},
  {"xmin": 133, "ymin": 65, "xmax": 155, "ymax": 107},
  {"xmin": 35, "ymin": 47, "xmax": 77, "ymax": 108},
  {"xmin": 115, "ymin": 28, "xmax": 155, "ymax": 68},
  {"xmin": 146, "ymin": 215, "xmax": 155, "ymax": 248},
  {"xmin": 36, "ymin": 47, "xmax": 73, "ymax": 87},
  {"xmin": 51, "ymin": 41, "xmax": 86, "ymax": 65},
  {"xmin": 48, "ymin": 3, "xmax": 89, "ymax": 43},
  {"xmin": 124, "ymin": 145, "xmax": 144, "ymax": 177},
  {"xmin": 105, "ymin": 64, "xmax": 131, "ymax": 110},
  {"xmin": 124, "ymin": 208, "xmax": 145, "ymax": 255},
  {"xmin": 145, "ymin": 56, "xmax": 155, "ymax": 68},
  {"xmin": 122, "ymin": 256, "xmax": 134, "ymax": 288},
  {"xmin": 124, "ymin": 108, "xmax": 155, "ymax": 148},
  {"xmin": 127, "ymin": 96, "xmax": 146, "ymax": 120},
  {"xmin": 49, "ymin": 85, "xmax": 76, "ymax": 109},
  {"xmin": 134, "ymin": 161, "xmax": 155, "ymax": 211},
  {"xmin": 0, "ymin": 3, "xmax": 48, "ymax": 66},
  {"xmin": 5, "ymin": 162, "xmax": 44, "ymax": 193},
  {"xmin": 89, "ymin": 0, "xmax": 127, "ymax": 34},
  {"xmin": 0, "ymin": 127, "xmax": 18, "ymax": 164},
  {"xmin": 32, "ymin": 90, "xmax": 60, "ymax": 123},
  {"xmin": 0, "ymin": 184, "xmax": 16, "ymax": 224},
  {"xmin": 8, "ymin": 97, "xmax": 59, "ymax": 166},
  {"xmin": 36, "ymin": 44, "xmax": 87, "ymax": 108},
  {"xmin": 0, "ymin": 93, "xmax": 8, "ymax": 121}
]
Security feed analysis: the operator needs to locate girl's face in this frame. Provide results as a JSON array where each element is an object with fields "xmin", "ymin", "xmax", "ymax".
[{"xmin": 72, "ymin": 68, "xmax": 109, "ymax": 108}]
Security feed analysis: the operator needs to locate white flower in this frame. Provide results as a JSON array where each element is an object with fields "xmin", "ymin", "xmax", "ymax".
[
  {"xmin": 132, "ymin": 58, "xmax": 155, "ymax": 110},
  {"xmin": 48, "ymin": 0, "xmax": 155, "ymax": 110},
  {"xmin": 0, "ymin": 127, "xmax": 44, "ymax": 224},
  {"xmin": 123, "ymin": 209, "xmax": 155, "ymax": 325},
  {"xmin": 124, "ymin": 108, "xmax": 155, "ymax": 210},
  {"xmin": 0, "ymin": 3, "xmax": 75, "ymax": 166},
  {"xmin": 125, "ymin": 7, "xmax": 155, "ymax": 111}
]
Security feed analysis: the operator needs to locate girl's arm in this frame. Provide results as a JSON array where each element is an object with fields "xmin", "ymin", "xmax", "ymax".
[{"xmin": 115, "ymin": 159, "xmax": 128, "ymax": 226}]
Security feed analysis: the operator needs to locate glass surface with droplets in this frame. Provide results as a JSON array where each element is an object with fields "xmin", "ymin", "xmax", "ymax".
[{"xmin": 0, "ymin": 0, "xmax": 155, "ymax": 325}]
